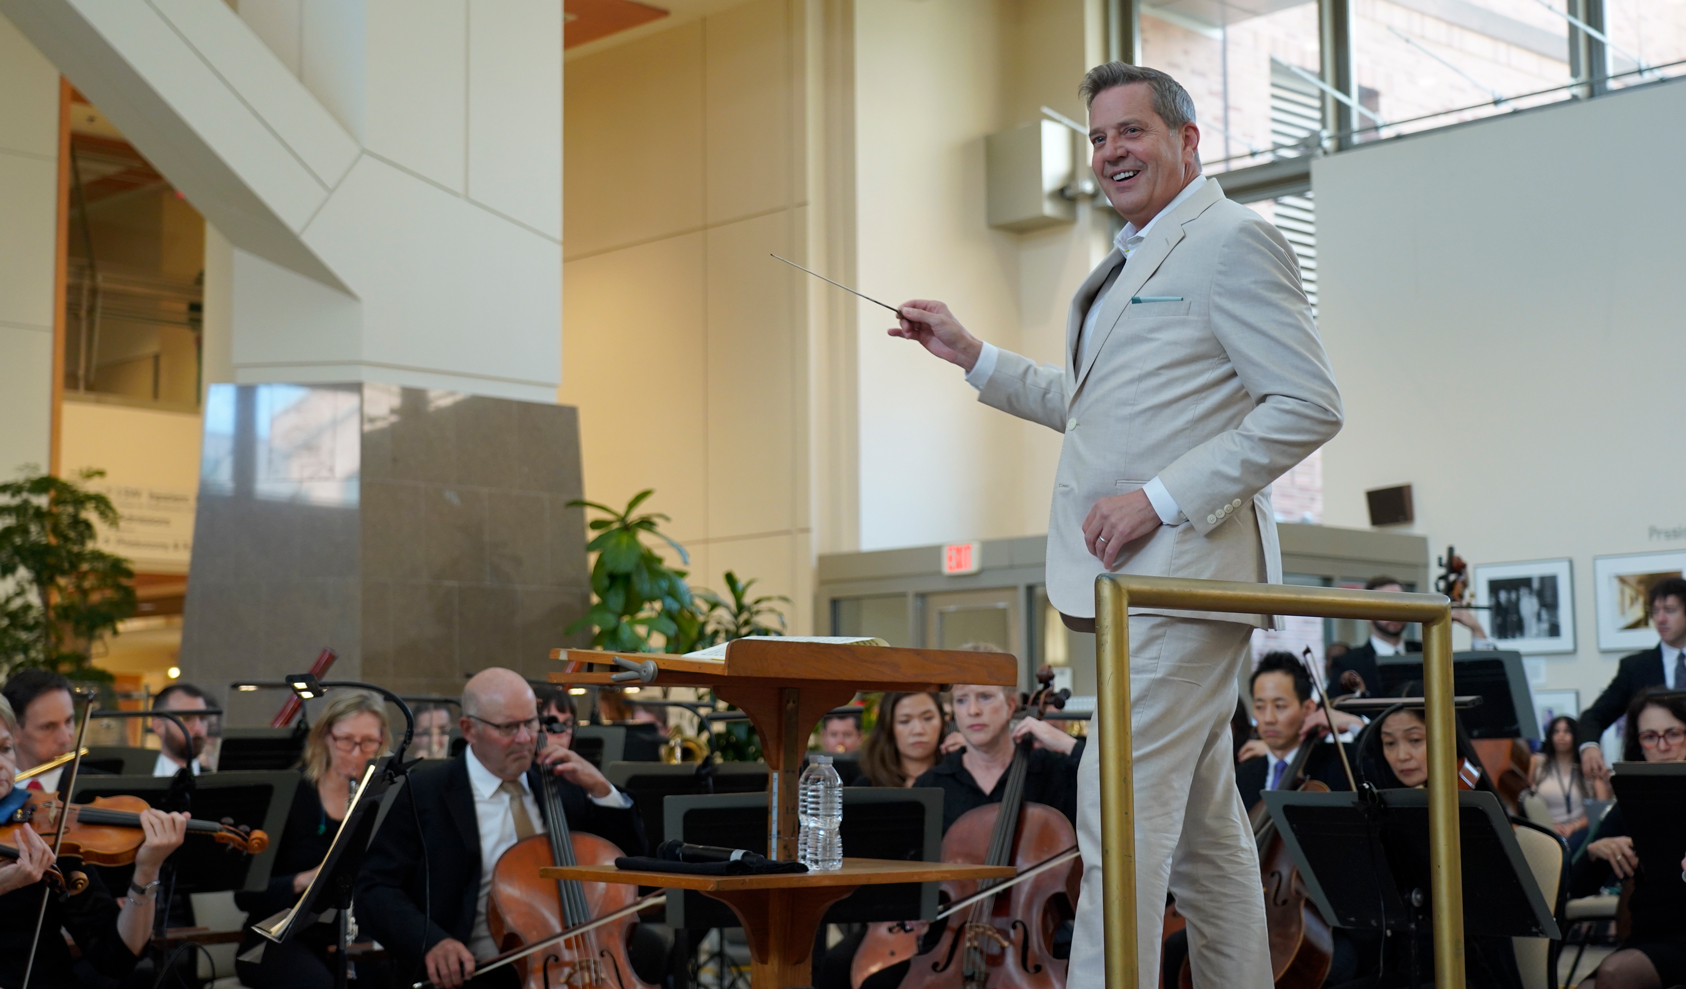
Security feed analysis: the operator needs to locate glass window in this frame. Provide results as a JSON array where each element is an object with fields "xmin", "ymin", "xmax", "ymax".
[
  {"xmin": 1350, "ymin": 0, "xmax": 1573, "ymax": 137},
  {"xmin": 1140, "ymin": 2, "xmax": 1323, "ymax": 175},
  {"xmin": 1603, "ymin": 1, "xmax": 1686, "ymax": 91}
]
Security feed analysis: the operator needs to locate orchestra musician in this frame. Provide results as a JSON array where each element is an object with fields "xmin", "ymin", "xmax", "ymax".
[
  {"xmin": 2, "ymin": 670, "xmax": 82, "ymax": 795},
  {"xmin": 1528, "ymin": 715, "xmax": 1609, "ymax": 852},
  {"xmin": 149, "ymin": 682, "xmax": 212, "ymax": 777},
  {"xmin": 0, "ymin": 695, "xmax": 188, "ymax": 989},
  {"xmin": 355, "ymin": 668, "xmax": 645, "ymax": 989},
  {"xmin": 234, "ymin": 689, "xmax": 392, "ymax": 989},
  {"xmin": 1233, "ymin": 651, "xmax": 1353, "ymax": 808},
  {"xmin": 852, "ymin": 691, "xmax": 945, "ymax": 788},
  {"xmin": 820, "ymin": 710, "xmax": 864, "ymax": 756},
  {"xmin": 1576, "ymin": 577, "xmax": 1686, "ymax": 785},
  {"xmin": 911, "ymin": 682, "xmax": 1082, "ymax": 833},
  {"xmin": 1570, "ymin": 689, "xmax": 1686, "ymax": 989},
  {"xmin": 1342, "ymin": 703, "xmax": 1522, "ymax": 989},
  {"xmin": 1327, "ymin": 576, "xmax": 1495, "ymax": 697}
]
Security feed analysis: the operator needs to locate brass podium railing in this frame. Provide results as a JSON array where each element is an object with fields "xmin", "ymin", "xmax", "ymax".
[{"xmin": 1094, "ymin": 575, "xmax": 1463, "ymax": 989}]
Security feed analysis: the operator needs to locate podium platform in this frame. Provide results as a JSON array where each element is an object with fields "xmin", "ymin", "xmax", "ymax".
[{"xmin": 548, "ymin": 639, "xmax": 1019, "ymax": 987}]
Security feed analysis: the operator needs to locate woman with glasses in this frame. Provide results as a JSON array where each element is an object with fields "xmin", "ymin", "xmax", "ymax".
[
  {"xmin": 235, "ymin": 689, "xmax": 391, "ymax": 989},
  {"xmin": 1572, "ymin": 688, "xmax": 1686, "ymax": 989}
]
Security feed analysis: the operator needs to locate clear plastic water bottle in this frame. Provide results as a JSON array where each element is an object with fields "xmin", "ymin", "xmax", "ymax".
[{"xmin": 797, "ymin": 754, "xmax": 844, "ymax": 871}]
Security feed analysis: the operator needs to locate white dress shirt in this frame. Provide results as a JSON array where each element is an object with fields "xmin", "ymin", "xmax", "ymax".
[
  {"xmin": 1370, "ymin": 635, "xmax": 1404, "ymax": 657},
  {"xmin": 1263, "ymin": 744, "xmax": 1299, "ymax": 791},
  {"xmin": 26, "ymin": 765, "xmax": 63, "ymax": 793},
  {"xmin": 153, "ymin": 752, "xmax": 201, "ymax": 777},
  {"xmin": 462, "ymin": 747, "xmax": 633, "ymax": 960},
  {"xmin": 967, "ymin": 176, "xmax": 1211, "ymax": 526}
]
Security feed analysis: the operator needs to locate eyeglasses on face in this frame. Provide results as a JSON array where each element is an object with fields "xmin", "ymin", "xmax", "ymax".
[
  {"xmin": 1637, "ymin": 727, "xmax": 1686, "ymax": 748},
  {"xmin": 329, "ymin": 733, "xmax": 384, "ymax": 754},
  {"xmin": 468, "ymin": 714, "xmax": 542, "ymax": 739}
]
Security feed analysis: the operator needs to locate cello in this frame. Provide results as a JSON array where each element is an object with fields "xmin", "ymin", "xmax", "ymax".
[
  {"xmin": 855, "ymin": 674, "xmax": 1078, "ymax": 989},
  {"xmin": 485, "ymin": 761, "xmax": 655, "ymax": 989}
]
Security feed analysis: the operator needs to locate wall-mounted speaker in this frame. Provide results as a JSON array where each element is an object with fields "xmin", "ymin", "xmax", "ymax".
[{"xmin": 1366, "ymin": 484, "xmax": 1414, "ymax": 527}]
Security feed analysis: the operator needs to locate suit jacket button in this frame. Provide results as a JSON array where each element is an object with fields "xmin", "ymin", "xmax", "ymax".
[
  {"xmin": 1207, "ymin": 514, "xmax": 1218, "ymax": 525},
  {"xmin": 1066, "ymin": 417, "xmax": 1078, "ymax": 430},
  {"xmin": 1232, "ymin": 498, "xmax": 1243, "ymax": 509}
]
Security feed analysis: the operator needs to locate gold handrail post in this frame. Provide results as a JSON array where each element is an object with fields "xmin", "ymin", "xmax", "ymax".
[
  {"xmin": 1095, "ymin": 575, "xmax": 1138, "ymax": 988},
  {"xmin": 1422, "ymin": 612, "xmax": 1466, "ymax": 987}
]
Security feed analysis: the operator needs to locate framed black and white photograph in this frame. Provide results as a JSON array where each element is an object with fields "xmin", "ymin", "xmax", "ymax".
[
  {"xmin": 1593, "ymin": 551, "xmax": 1686, "ymax": 652},
  {"xmin": 1531, "ymin": 689, "xmax": 1579, "ymax": 739},
  {"xmin": 1472, "ymin": 558, "xmax": 1575, "ymax": 655}
]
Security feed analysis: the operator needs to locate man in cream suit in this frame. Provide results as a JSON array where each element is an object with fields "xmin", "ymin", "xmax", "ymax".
[{"xmin": 891, "ymin": 63, "xmax": 1342, "ymax": 988}]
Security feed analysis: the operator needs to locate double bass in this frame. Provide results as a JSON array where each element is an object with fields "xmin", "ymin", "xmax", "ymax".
[
  {"xmin": 855, "ymin": 673, "xmax": 1078, "ymax": 989},
  {"xmin": 486, "ymin": 762, "xmax": 655, "ymax": 989}
]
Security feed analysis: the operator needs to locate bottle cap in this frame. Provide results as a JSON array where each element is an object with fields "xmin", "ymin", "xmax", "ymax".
[{"xmin": 811, "ymin": 753, "xmax": 833, "ymax": 764}]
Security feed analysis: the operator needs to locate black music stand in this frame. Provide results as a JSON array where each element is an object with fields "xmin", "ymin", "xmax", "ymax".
[
  {"xmin": 70, "ymin": 770, "xmax": 298, "ymax": 893},
  {"xmin": 662, "ymin": 787, "xmax": 944, "ymax": 930},
  {"xmin": 606, "ymin": 761, "xmax": 769, "ymax": 850},
  {"xmin": 1609, "ymin": 762, "xmax": 1686, "ymax": 886},
  {"xmin": 248, "ymin": 757, "xmax": 399, "ymax": 989},
  {"xmin": 1264, "ymin": 788, "xmax": 1557, "ymax": 988},
  {"xmin": 1376, "ymin": 651, "xmax": 1539, "ymax": 741},
  {"xmin": 217, "ymin": 727, "xmax": 308, "ymax": 771}
]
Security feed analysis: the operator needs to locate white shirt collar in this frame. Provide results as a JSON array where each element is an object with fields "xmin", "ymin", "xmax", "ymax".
[
  {"xmin": 1114, "ymin": 174, "xmax": 1208, "ymax": 256},
  {"xmin": 153, "ymin": 752, "xmax": 201, "ymax": 777},
  {"xmin": 1371, "ymin": 634, "xmax": 1403, "ymax": 657},
  {"xmin": 464, "ymin": 745, "xmax": 526, "ymax": 800}
]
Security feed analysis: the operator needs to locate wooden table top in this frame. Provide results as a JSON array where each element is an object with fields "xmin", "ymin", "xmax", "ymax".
[{"xmin": 539, "ymin": 858, "xmax": 1015, "ymax": 892}]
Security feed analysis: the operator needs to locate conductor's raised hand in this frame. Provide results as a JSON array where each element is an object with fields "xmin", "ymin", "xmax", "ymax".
[
  {"xmin": 889, "ymin": 300, "xmax": 982, "ymax": 371},
  {"xmin": 539, "ymin": 744, "xmax": 613, "ymax": 800}
]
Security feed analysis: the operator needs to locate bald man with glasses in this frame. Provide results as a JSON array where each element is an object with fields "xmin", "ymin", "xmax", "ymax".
[{"xmin": 357, "ymin": 668, "xmax": 645, "ymax": 989}]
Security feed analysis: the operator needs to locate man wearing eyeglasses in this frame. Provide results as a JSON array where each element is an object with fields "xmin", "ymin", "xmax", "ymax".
[
  {"xmin": 150, "ymin": 683, "xmax": 213, "ymax": 777},
  {"xmin": 357, "ymin": 668, "xmax": 645, "ymax": 989}
]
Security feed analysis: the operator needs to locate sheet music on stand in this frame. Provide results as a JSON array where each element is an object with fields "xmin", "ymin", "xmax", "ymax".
[{"xmin": 246, "ymin": 758, "xmax": 396, "ymax": 965}]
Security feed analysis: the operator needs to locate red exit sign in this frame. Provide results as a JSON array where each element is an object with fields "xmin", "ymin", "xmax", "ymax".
[{"xmin": 942, "ymin": 542, "xmax": 982, "ymax": 576}]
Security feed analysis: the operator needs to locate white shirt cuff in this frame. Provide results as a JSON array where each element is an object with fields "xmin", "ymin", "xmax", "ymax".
[
  {"xmin": 964, "ymin": 342, "xmax": 999, "ymax": 390},
  {"xmin": 590, "ymin": 784, "xmax": 633, "ymax": 809},
  {"xmin": 1142, "ymin": 476, "xmax": 1185, "ymax": 525},
  {"xmin": 1469, "ymin": 637, "xmax": 1498, "ymax": 651}
]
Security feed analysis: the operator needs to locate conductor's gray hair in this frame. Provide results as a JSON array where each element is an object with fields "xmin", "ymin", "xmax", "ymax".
[{"xmin": 1078, "ymin": 62, "xmax": 1197, "ymax": 130}]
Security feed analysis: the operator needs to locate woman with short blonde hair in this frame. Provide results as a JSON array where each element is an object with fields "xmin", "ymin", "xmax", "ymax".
[{"xmin": 300, "ymin": 689, "xmax": 391, "ymax": 784}]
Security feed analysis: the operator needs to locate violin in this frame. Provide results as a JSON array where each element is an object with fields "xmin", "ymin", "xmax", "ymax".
[
  {"xmin": 0, "ymin": 790, "xmax": 268, "ymax": 866},
  {"xmin": 855, "ymin": 668, "xmax": 1078, "ymax": 989},
  {"xmin": 486, "ymin": 762, "xmax": 654, "ymax": 989},
  {"xmin": 0, "ymin": 839, "xmax": 85, "ymax": 894}
]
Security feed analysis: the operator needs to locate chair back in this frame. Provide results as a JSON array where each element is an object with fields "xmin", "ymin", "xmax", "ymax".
[
  {"xmin": 1508, "ymin": 817, "xmax": 1570, "ymax": 989},
  {"xmin": 1517, "ymin": 789, "xmax": 1554, "ymax": 828}
]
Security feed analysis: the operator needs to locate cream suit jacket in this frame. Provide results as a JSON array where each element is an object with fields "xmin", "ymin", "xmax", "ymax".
[{"xmin": 978, "ymin": 178, "xmax": 1343, "ymax": 625}]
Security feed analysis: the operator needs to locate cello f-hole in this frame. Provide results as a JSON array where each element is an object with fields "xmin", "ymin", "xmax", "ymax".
[
  {"xmin": 1010, "ymin": 919, "xmax": 1043, "ymax": 975},
  {"xmin": 930, "ymin": 925, "xmax": 963, "ymax": 973},
  {"xmin": 541, "ymin": 951, "xmax": 561, "ymax": 989}
]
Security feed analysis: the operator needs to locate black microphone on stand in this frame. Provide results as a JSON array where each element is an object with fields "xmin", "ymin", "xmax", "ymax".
[{"xmin": 657, "ymin": 840, "xmax": 770, "ymax": 867}]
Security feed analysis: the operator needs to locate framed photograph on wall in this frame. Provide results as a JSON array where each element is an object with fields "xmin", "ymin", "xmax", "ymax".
[
  {"xmin": 1593, "ymin": 551, "xmax": 1686, "ymax": 652},
  {"xmin": 1531, "ymin": 689, "xmax": 1579, "ymax": 739},
  {"xmin": 1472, "ymin": 558, "xmax": 1575, "ymax": 655}
]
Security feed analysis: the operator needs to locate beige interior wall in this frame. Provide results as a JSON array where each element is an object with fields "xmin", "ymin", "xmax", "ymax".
[
  {"xmin": 59, "ymin": 400, "xmax": 203, "ymax": 574},
  {"xmin": 0, "ymin": 15, "xmax": 58, "ymax": 480},
  {"xmin": 854, "ymin": 0, "xmax": 1107, "ymax": 551},
  {"xmin": 561, "ymin": 0, "xmax": 816, "ymax": 634},
  {"xmin": 1314, "ymin": 79, "xmax": 1686, "ymax": 709}
]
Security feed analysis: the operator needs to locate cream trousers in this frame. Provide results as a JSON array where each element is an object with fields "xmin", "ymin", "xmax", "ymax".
[{"xmin": 1066, "ymin": 614, "xmax": 1272, "ymax": 989}]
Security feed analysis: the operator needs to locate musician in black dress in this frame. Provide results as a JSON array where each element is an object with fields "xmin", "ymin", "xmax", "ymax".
[
  {"xmin": 1572, "ymin": 689, "xmax": 1686, "ymax": 989},
  {"xmin": 0, "ymin": 696, "xmax": 186, "ymax": 989},
  {"xmin": 234, "ymin": 689, "xmax": 391, "ymax": 989},
  {"xmin": 911, "ymin": 681, "xmax": 1082, "ymax": 832}
]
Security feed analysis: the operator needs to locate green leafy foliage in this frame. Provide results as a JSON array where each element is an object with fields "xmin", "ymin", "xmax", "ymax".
[
  {"xmin": 0, "ymin": 467, "xmax": 135, "ymax": 682},
  {"xmin": 694, "ymin": 571, "xmax": 790, "ymax": 644},
  {"xmin": 566, "ymin": 490, "xmax": 701, "ymax": 653}
]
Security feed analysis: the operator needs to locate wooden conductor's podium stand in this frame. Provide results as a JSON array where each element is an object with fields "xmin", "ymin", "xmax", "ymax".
[{"xmin": 545, "ymin": 639, "xmax": 1017, "ymax": 988}]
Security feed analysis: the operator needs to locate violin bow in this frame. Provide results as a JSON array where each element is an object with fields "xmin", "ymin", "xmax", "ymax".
[
  {"xmin": 1299, "ymin": 647, "xmax": 1360, "ymax": 794},
  {"xmin": 20, "ymin": 686, "xmax": 96, "ymax": 989}
]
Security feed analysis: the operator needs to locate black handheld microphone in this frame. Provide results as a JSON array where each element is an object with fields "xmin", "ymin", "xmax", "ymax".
[{"xmin": 656, "ymin": 839, "xmax": 769, "ymax": 866}]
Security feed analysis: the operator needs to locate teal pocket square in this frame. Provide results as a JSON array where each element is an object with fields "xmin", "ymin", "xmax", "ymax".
[{"xmin": 1130, "ymin": 296, "xmax": 1183, "ymax": 303}]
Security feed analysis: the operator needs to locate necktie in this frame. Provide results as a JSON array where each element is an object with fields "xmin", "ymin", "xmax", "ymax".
[
  {"xmin": 499, "ymin": 780, "xmax": 538, "ymax": 841},
  {"xmin": 1270, "ymin": 759, "xmax": 1288, "ymax": 790},
  {"xmin": 25, "ymin": 779, "xmax": 43, "ymax": 791},
  {"xmin": 1674, "ymin": 649, "xmax": 1685, "ymax": 691}
]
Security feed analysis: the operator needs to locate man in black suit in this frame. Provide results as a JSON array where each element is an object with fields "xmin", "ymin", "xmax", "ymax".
[
  {"xmin": 1234, "ymin": 652, "xmax": 1352, "ymax": 808},
  {"xmin": 1327, "ymin": 574, "xmax": 1495, "ymax": 695},
  {"xmin": 357, "ymin": 668, "xmax": 646, "ymax": 989},
  {"xmin": 1578, "ymin": 576, "xmax": 1686, "ymax": 782}
]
